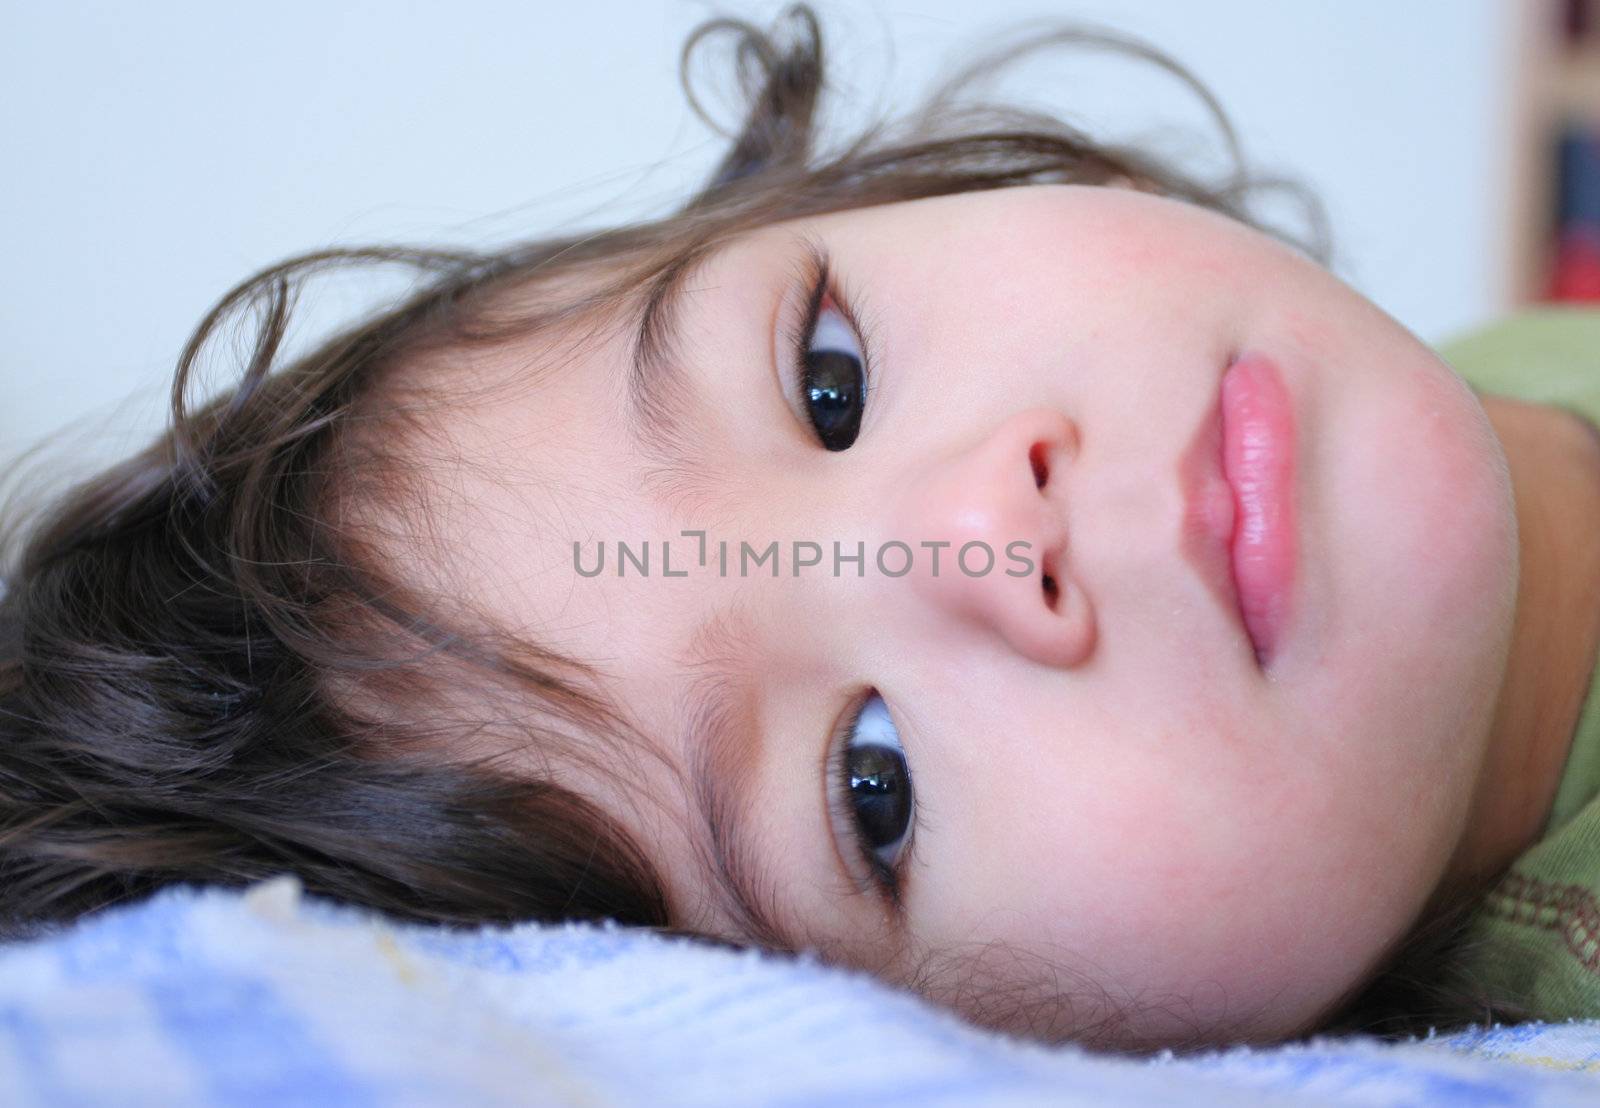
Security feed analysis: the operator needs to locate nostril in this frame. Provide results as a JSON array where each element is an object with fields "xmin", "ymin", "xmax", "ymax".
[
  {"xmin": 1041, "ymin": 572, "xmax": 1059, "ymax": 611},
  {"xmin": 1029, "ymin": 442, "xmax": 1050, "ymax": 489}
]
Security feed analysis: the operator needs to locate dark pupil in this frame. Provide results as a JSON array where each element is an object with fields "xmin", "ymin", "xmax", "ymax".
[
  {"xmin": 803, "ymin": 349, "xmax": 863, "ymax": 451},
  {"xmin": 847, "ymin": 744, "xmax": 910, "ymax": 850}
]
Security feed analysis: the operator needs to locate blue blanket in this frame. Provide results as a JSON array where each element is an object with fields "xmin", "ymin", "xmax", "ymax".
[{"xmin": 3, "ymin": 878, "xmax": 1599, "ymax": 1106}]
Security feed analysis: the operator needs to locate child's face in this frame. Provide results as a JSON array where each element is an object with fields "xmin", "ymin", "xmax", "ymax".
[{"xmin": 419, "ymin": 184, "xmax": 1518, "ymax": 1044}]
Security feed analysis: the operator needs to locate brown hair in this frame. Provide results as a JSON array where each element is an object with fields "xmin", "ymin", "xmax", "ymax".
[{"xmin": 0, "ymin": 5, "xmax": 1510, "ymax": 1045}]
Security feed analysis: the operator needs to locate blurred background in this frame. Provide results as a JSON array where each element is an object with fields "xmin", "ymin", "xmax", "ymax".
[{"xmin": 3, "ymin": 0, "xmax": 1595, "ymax": 481}]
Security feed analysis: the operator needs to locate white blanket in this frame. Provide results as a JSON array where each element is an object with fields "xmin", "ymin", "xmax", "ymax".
[{"xmin": 2, "ymin": 878, "xmax": 1598, "ymax": 1106}]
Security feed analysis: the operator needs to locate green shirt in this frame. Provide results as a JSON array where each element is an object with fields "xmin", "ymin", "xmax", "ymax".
[{"xmin": 1437, "ymin": 307, "xmax": 1600, "ymax": 1020}]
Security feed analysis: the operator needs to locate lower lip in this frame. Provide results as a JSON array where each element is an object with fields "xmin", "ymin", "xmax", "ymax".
[{"xmin": 1220, "ymin": 353, "xmax": 1299, "ymax": 666}]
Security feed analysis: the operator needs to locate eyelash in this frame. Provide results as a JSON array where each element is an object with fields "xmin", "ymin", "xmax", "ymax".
[
  {"xmin": 782, "ymin": 245, "xmax": 876, "ymax": 444},
  {"xmin": 824, "ymin": 692, "xmax": 909, "ymax": 907}
]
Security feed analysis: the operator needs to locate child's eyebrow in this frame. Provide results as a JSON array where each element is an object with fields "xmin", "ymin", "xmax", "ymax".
[
  {"xmin": 678, "ymin": 640, "xmax": 797, "ymax": 953},
  {"xmin": 625, "ymin": 238, "xmax": 735, "ymax": 470}
]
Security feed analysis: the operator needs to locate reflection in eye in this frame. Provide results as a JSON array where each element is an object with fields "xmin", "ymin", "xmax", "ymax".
[{"xmin": 831, "ymin": 692, "xmax": 914, "ymax": 898}]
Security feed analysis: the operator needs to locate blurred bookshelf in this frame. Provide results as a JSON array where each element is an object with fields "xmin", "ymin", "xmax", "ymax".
[{"xmin": 1508, "ymin": 0, "xmax": 1600, "ymax": 305}]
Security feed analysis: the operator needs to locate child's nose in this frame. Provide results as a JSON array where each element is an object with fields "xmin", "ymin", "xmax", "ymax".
[{"xmin": 889, "ymin": 407, "xmax": 1096, "ymax": 668}]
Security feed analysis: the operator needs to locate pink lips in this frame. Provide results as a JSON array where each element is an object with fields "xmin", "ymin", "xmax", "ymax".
[
  {"xmin": 1219, "ymin": 353, "xmax": 1298, "ymax": 666},
  {"xmin": 1179, "ymin": 352, "xmax": 1299, "ymax": 669}
]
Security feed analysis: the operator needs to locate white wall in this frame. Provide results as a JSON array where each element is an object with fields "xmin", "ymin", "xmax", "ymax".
[{"xmin": 1, "ymin": 0, "xmax": 1508, "ymax": 480}]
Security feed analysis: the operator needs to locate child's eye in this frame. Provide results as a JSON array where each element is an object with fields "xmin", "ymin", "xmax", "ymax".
[
  {"xmin": 799, "ymin": 300, "xmax": 867, "ymax": 450},
  {"xmin": 827, "ymin": 691, "xmax": 915, "ymax": 901},
  {"xmin": 787, "ymin": 252, "xmax": 871, "ymax": 451}
]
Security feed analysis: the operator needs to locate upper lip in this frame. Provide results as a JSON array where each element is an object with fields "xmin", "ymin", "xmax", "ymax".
[{"xmin": 1177, "ymin": 381, "xmax": 1248, "ymax": 649}]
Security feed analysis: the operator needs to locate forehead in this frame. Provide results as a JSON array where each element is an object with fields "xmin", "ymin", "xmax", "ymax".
[{"xmin": 378, "ymin": 257, "xmax": 791, "ymax": 938}]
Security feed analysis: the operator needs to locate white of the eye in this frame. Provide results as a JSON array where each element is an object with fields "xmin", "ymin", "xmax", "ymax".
[
  {"xmin": 851, "ymin": 693, "xmax": 903, "ymax": 752},
  {"xmin": 809, "ymin": 305, "xmax": 862, "ymax": 358}
]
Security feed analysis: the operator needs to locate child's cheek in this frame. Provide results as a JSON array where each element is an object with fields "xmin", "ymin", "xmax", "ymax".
[{"xmin": 993, "ymin": 759, "xmax": 1377, "ymax": 1035}]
